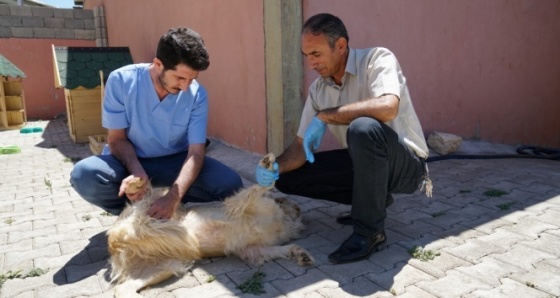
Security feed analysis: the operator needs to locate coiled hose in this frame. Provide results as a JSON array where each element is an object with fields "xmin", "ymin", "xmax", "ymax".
[{"xmin": 426, "ymin": 145, "xmax": 560, "ymax": 163}]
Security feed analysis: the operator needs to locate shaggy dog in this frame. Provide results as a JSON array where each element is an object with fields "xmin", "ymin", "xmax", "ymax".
[{"xmin": 107, "ymin": 154, "xmax": 314, "ymax": 297}]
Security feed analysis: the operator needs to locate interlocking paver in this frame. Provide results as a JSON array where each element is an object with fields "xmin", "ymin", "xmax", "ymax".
[
  {"xmin": 509, "ymin": 261, "xmax": 560, "ymax": 297},
  {"xmin": 365, "ymin": 262, "xmax": 436, "ymax": 295},
  {"xmin": 398, "ymin": 285, "xmax": 438, "ymax": 298},
  {"xmin": 454, "ymin": 256, "xmax": 526, "ymax": 287},
  {"xmin": 1, "ymin": 119, "xmax": 559, "ymax": 298},
  {"xmin": 416, "ymin": 271, "xmax": 494, "ymax": 297},
  {"xmin": 465, "ymin": 278, "xmax": 551, "ymax": 298}
]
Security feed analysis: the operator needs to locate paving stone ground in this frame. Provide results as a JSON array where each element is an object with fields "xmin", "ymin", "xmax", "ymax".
[{"xmin": 1, "ymin": 119, "xmax": 559, "ymax": 298}]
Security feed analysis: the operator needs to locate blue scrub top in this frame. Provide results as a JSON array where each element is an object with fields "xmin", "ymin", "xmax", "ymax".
[{"xmin": 102, "ymin": 63, "xmax": 208, "ymax": 158}]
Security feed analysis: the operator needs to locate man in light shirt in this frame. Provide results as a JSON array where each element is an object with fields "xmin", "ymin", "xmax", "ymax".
[{"xmin": 256, "ymin": 13, "xmax": 430, "ymax": 264}]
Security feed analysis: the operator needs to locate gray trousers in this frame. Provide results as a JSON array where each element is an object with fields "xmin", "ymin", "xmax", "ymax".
[{"xmin": 276, "ymin": 117, "xmax": 425, "ymax": 237}]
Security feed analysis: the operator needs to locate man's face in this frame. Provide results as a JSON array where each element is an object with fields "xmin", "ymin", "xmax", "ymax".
[
  {"xmin": 157, "ymin": 63, "xmax": 199, "ymax": 94},
  {"xmin": 301, "ymin": 32, "xmax": 346, "ymax": 80}
]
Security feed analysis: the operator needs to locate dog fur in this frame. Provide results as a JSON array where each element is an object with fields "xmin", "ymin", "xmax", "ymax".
[{"xmin": 107, "ymin": 153, "xmax": 314, "ymax": 297}]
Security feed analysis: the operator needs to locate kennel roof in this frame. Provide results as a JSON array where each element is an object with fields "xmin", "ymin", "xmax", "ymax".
[
  {"xmin": 0, "ymin": 54, "xmax": 26, "ymax": 78},
  {"xmin": 52, "ymin": 46, "xmax": 133, "ymax": 89}
]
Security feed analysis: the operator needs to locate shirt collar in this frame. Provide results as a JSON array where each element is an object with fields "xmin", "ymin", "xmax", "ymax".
[
  {"xmin": 321, "ymin": 48, "xmax": 356, "ymax": 86},
  {"xmin": 346, "ymin": 48, "xmax": 357, "ymax": 76}
]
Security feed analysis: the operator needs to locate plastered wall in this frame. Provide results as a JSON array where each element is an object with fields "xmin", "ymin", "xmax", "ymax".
[{"xmin": 304, "ymin": 0, "xmax": 560, "ymax": 148}]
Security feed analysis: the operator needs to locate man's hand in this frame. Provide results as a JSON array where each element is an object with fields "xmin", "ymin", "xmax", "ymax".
[
  {"xmin": 119, "ymin": 175, "xmax": 148, "ymax": 201},
  {"xmin": 303, "ymin": 116, "xmax": 327, "ymax": 163},
  {"xmin": 147, "ymin": 191, "xmax": 180, "ymax": 220},
  {"xmin": 255, "ymin": 162, "xmax": 279, "ymax": 187}
]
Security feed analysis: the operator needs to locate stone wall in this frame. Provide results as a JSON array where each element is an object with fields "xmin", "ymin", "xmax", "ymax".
[{"xmin": 0, "ymin": 5, "xmax": 95, "ymax": 40}]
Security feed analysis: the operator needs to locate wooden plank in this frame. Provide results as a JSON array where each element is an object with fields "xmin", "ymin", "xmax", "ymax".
[
  {"xmin": 5, "ymin": 96, "xmax": 23, "ymax": 110},
  {"xmin": 3, "ymin": 79, "xmax": 22, "ymax": 96},
  {"xmin": 68, "ymin": 87, "xmax": 101, "ymax": 97},
  {"xmin": 7, "ymin": 111, "xmax": 24, "ymax": 125},
  {"xmin": 0, "ymin": 79, "xmax": 7, "ymax": 128}
]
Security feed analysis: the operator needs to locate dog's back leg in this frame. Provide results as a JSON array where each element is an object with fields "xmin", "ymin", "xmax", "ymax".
[
  {"xmin": 113, "ymin": 260, "xmax": 187, "ymax": 298},
  {"xmin": 233, "ymin": 244, "xmax": 314, "ymax": 267}
]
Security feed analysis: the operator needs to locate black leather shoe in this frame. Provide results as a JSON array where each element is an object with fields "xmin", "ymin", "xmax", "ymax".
[
  {"xmin": 328, "ymin": 231, "xmax": 386, "ymax": 264},
  {"xmin": 336, "ymin": 195, "xmax": 395, "ymax": 225}
]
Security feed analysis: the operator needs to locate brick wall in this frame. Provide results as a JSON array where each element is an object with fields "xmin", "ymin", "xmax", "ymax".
[{"xmin": 0, "ymin": 5, "xmax": 95, "ymax": 40}]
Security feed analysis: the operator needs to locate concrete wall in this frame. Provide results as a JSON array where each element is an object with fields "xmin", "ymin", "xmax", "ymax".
[
  {"xmin": 0, "ymin": 4, "xmax": 96, "ymax": 119},
  {"xmin": 85, "ymin": 0, "xmax": 560, "ymax": 152},
  {"xmin": 304, "ymin": 0, "xmax": 560, "ymax": 148}
]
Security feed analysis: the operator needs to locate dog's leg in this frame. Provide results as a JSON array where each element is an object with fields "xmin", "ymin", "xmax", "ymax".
[
  {"xmin": 113, "ymin": 260, "xmax": 186, "ymax": 298},
  {"xmin": 234, "ymin": 244, "xmax": 314, "ymax": 266}
]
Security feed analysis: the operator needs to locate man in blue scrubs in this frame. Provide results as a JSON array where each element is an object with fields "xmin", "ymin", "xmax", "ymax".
[{"xmin": 70, "ymin": 27, "xmax": 243, "ymax": 219}]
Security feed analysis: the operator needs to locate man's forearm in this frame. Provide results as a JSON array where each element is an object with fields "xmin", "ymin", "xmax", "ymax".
[
  {"xmin": 276, "ymin": 138, "xmax": 307, "ymax": 173},
  {"xmin": 109, "ymin": 139, "xmax": 145, "ymax": 176},
  {"xmin": 317, "ymin": 95, "xmax": 399, "ymax": 125},
  {"xmin": 172, "ymin": 149, "xmax": 205, "ymax": 201}
]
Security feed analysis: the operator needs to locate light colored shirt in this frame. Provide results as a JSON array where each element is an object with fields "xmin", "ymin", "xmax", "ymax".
[
  {"xmin": 297, "ymin": 47, "xmax": 429, "ymax": 159},
  {"xmin": 102, "ymin": 63, "xmax": 208, "ymax": 158}
]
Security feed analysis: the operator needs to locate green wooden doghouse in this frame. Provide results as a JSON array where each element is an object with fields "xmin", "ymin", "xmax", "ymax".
[
  {"xmin": 0, "ymin": 54, "xmax": 27, "ymax": 131},
  {"xmin": 52, "ymin": 46, "xmax": 133, "ymax": 147}
]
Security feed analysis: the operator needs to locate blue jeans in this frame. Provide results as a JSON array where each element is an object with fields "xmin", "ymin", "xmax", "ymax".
[
  {"xmin": 70, "ymin": 151, "xmax": 243, "ymax": 215},
  {"xmin": 276, "ymin": 117, "xmax": 425, "ymax": 237}
]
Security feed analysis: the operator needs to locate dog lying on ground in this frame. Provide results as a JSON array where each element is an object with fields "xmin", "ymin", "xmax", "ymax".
[{"xmin": 107, "ymin": 153, "xmax": 314, "ymax": 297}]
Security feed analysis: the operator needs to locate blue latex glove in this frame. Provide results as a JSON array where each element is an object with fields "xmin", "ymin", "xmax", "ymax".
[
  {"xmin": 255, "ymin": 162, "xmax": 279, "ymax": 187},
  {"xmin": 303, "ymin": 116, "xmax": 327, "ymax": 163}
]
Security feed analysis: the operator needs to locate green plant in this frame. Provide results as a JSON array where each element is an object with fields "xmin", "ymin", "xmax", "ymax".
[
  {"xmin": 484, "ymin": 189, "xmax": 508, "ymax": 197},
  {"xmin": 4, "ymin": 218, "xmax": 14, "ymax": 225},
  {"xmin": 100, "ymin": 211, "xmax": 112, "ymax": 216},
  {"xmin": 63, "ymin": 157, "xmax": 82, "ymax": 163},
  {"xmin": 237, "ymin": 270, "xmax": 266, "ymax": 295},
  {"xmin": 0, "ymin": 270, "xmax": 22, "ymax": 288},
  {"xmin": 0, "ymin": 268, "xmax": 48, "ymax": 288},
  {"xmin": 44, "ymin": 177, "xmax": 53, "ymax": 194},
  {"xmin": 408, "ymin": 246, "xmax": 441, "ymax": 262},
  {"xmin": 526, "ymin": 281, "xmax": 535, "ymax": 288},
  {"xmin": 390, "ymin": 288, "xmax": 396, "ymax": 295},
  {"xmin": 23, "ymin": 268, "xmax": 48, "ymax": 278},
  {"xmin": 497, "ymin": 202, "xmax": 515, "ymax": 210},
  {"xmin": 206, "ymin": 275, "xmax": 216, "ymax": 283},
  {"xmin": 82, "ymin": 214, "xmax": 91, "ymax": 221}
]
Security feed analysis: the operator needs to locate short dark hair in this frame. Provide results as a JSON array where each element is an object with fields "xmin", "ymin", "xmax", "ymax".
[
  {"xmin": 302, "ymin": 13, "xmax": 349, "ymax": 48},
  {"xmin": 156, "ymin": 27, "xmax": 210, "ymax": 71}
]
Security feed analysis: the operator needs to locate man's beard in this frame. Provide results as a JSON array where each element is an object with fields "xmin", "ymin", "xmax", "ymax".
[{"xmin": 158, "ymin": 72, "xmax": 180, "ymax": 95}]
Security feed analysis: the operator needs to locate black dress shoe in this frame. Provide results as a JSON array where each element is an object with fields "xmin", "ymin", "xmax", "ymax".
[
  {"xmin": 336, "ymin": 195, "xmax": 395, "ymax": 225},
  {"xmin": 328, "ymin": 231, "xmax": 386, "ymax": 264}
]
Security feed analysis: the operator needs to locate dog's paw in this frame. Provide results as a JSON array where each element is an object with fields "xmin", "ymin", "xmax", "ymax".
[
  {"xmin": 291, "ymin": 245, "xmax": 315, "ymax": 266},
  {"xmin": 259, "ymin": 153, "xmax": 276, "ymax": 170},
  {"xmin": 125, "ymin": 177, "xmax": 145, "ymax": 196}
]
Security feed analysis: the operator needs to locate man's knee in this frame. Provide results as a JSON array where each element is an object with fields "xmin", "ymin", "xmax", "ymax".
[
  {"xmin": 347, "ymin": 117, "xmax": 385, "ymax": 146},
  {"xmin": 70, "ymin": 158, "xmax": 120, "ymax": 204}
]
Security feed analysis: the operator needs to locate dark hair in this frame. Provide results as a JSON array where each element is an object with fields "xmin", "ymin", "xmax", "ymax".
[
  {"xmin": 156, "ymin": 27, "xmax": 210, "ymax": 71},
  {"xmin": 302, "ymin": 13, "xmax": 349, "ymax": 48}
]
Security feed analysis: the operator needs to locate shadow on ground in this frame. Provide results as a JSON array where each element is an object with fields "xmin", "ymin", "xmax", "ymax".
[{"xmin": 33, "ymin": 119, "xmax": 560, "ymax": 297}]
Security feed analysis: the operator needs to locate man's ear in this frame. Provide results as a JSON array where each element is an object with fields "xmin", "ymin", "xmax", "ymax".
[
  {"xmin": 335, "ymin": 37, "xmax": 347, "ymax": 53},
  {"xmin": 153, "ymin": 58, "xmax": 164, "ymax": 70}
]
